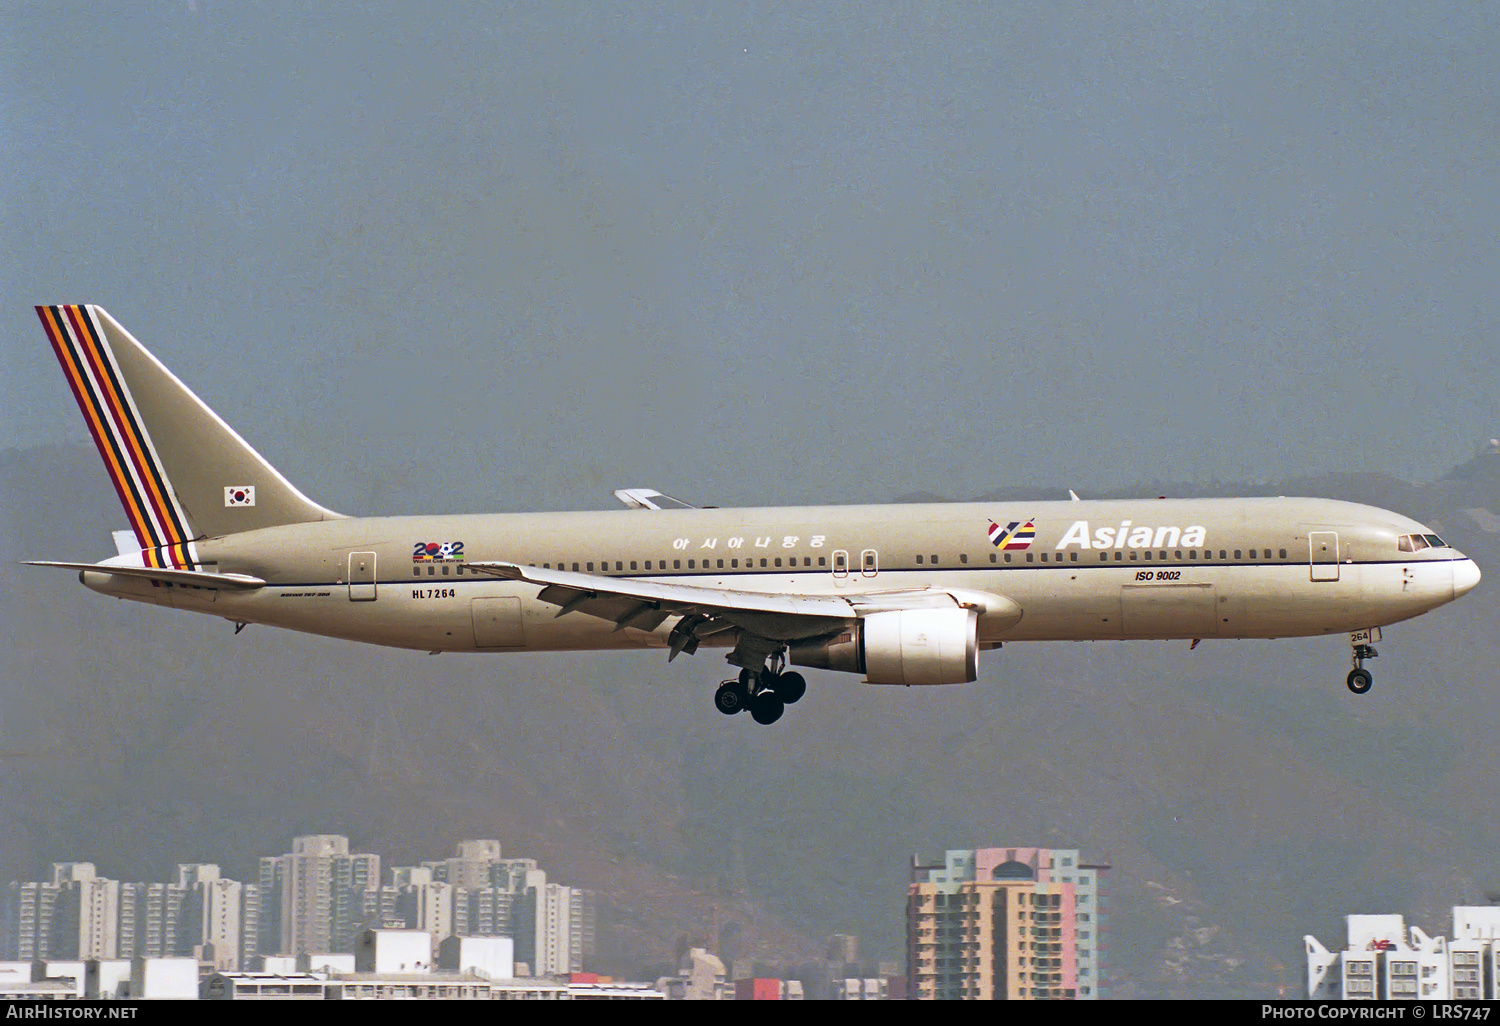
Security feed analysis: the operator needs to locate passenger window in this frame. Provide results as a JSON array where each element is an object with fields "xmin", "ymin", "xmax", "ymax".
[
  {"xmin": 1218, "ymin": 551, "xmax": 1226, "ymax": 560},
  {"xmin": 1174, "ymin": 551, "xmax": 1181, "ymax": 560},
  {"xmin": 1279, "ymin": 549, "xmax": 1286, "ymax": 559},
  {"xmin": 1233, "ymin": 551, "xmax": 1241, "ymax": 560},
  {"xmin": 959, "ymin": 553, "xmax": 968, "ymax": 564},
  {"xmin": 1189, "ymin": 550, "xmax": 1197, "ymax": 560},
  {"xmin": 1070, "ymin": 552, "xmax": 1078, "ymax": 562},
  {"xmin": 428, "ymin": 566, "xmax": 435, "ymax": 576},
  {"xmin": 630, "ymin": 561, "xmax": 637, "ymax": 571},
  {"xmin": 1144, "ymin": 551, "xmax": 1152, "ymax": 561},
  {"xmin": 774, "ymin": 558, "xmax": 781, "ymax": 567},
  {"xmin": 1160, "ymin": 551, "xmax": 1167, "ymax": 560},
  {"xmin": 1099, "ymin": 553, "xmax": 1108, "ymax": 562},
  {"xmin": 1114, "ymin": 552, "xmax": 1123, "ymax": 561},
  {"xmin": 587, "ymin": 562, "xmax": 594, "ymax": 571},
  {"xmin": 1026, "ymin": 553, "xmax": 1034, "ymax": 563},
  {"xmin": 732, "ymin": 559, "xmax": 739, "ymax": 569},
  {"xmin": 543, "ymin": 563, "xmax": 550, "ymax": 570},
  {"xmin": 616, "ymin": 561, "xmax": 623, "ymax": 571},
  {"xmin": 644, "ymin": 560, "xmax": 652, "ymax": 570},
  {"xmin": 817, "ymin": 556, "xmax": 825, "ymax": 567},
  {"xmin": 572, "ymin": 563, "xmax": 579, "ymax": 572},
  {"xmin": 412, "ymin": 567, "xmax": 420, "ymax": 577},
  {"xmin": 916, "ymin": 555, "xmax": 924, "ymax": 564},
  {"xmin": 718, "ymin": 559, "xmax": 725, "ymax": 569},
  {"xmin": 674, "ymin": 559, "xmax": 681, "ymax": 569},
  {"xmin": 1041, "ymin": 552, "xmax": 1048, "ymax": 563},
  {"xmin": 1129, "ymin": 551, "xmax": 1137, "ymax": 561},
  {"xmin": 443, "ymin": 565, "xmax": 450, "ymax": 575},
  {"xmin": 931, "ymin": 554, "xmax": 938, "ymax": 564},
  {"xmin": 689, "ymin": 559, "xmax": 697, "ymax": 569},
  {"xmin": 761, "ymin": 558, "xmax": 768, "ymax": 568},
  {"xmin": 990, "ymin": 552, "xmax": 998, "ymax": 563}
]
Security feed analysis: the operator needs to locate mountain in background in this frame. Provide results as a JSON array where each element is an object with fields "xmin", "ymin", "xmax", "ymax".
[{"xmin": 3, "ymin": 444, "xmax": 1498, "ymax": 996}]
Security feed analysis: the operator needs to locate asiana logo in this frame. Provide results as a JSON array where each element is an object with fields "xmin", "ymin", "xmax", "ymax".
[{"xmin": 1055, "ymin": 520, "xmax": 1207, "ymax": 550}]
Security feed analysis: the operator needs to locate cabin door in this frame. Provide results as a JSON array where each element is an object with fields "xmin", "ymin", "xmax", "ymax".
[
  {"xmin": 348, "ymin": 552, "xmax": 377, "ymax": 601},
  {"xmin": 1309, "ymin": 532, "xmax": 1340, "ymax": 582}
]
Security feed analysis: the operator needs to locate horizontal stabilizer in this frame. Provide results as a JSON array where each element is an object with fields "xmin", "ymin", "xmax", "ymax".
[{"xmin": 24, "ymin": 561, "xmax": 265, "ymax": 590}]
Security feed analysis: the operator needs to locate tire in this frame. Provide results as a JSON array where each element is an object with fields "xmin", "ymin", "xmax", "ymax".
[
  {"xmin": 1346, "ymin": 668, "xmax": 1373, "ymax": 695},
  {"xmin": 749, "ymin": 690, "xmax": 785, "ymax": 725},
  {"xmin": 714, "ymin": 681, "xmax": 745, "ymax": 715},
  {"xmin": 776, "ymin": 671, "xmax": 807, "ymax": 704}
]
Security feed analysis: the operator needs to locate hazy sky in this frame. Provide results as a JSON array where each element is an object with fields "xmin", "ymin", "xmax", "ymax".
[{"xmin": 4, "ymin": 2, "xmax": 1496, "ymax": 518}]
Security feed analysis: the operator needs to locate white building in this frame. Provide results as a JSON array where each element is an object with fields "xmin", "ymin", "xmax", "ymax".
[
  {"xmin": 438, "ymin": 935, "xmax": 514, "ymax": 980},
  {"xmin": 656, "ymin": 948, "xmax": 729, "ymax": 1000},
  {"xmin": 355, "ymin": 929, "xmax": 433, "ymax": 974},
  {"xmin": 131, "ymin": 957, "xmax": 199, "ymax": 999},
  {"xmin": 86, "ymin": 959, "xmax": 131, "ymax": 999},
  {"xmin": 296, "ymin": 952, "xmax": 355, "ymax": 974},
  {"xmin": 1305, "ymin": 907, "xmax": 1500, "ymax": 1000},
  {"xmin": 834, "ymin": 977, "xmax": 890, "ymax": 999}
]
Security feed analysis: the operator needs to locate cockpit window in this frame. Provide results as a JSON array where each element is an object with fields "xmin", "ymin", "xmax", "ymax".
[
  {"xmin": 1398, "ymin": 533, "xmax": 1443, "ymax": 552},
  {"xmin": 1424, "ymin": 534, "xmax": 1446, "ymax": 548}
]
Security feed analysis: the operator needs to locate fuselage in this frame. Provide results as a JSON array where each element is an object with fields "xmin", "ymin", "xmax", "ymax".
[{"xmin": 83, "ymin": 496, "xmax": 1480, "ymax": 657}]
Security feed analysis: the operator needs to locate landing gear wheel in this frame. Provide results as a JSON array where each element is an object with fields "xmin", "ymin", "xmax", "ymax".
[
  {"xmin": 749, "ymin": 689, "xmax": 785, "ymax": 725},
  {"xmin": 1346, "ymin": 668, "xmax": 1373, "ymax": 695},
  {"xmin": 714, "ymin": 680, "xmax": 748, "ymax": 715},
  {"xmin": 776, "ymin": 671, "xmax": 806, "ymax": 704}
]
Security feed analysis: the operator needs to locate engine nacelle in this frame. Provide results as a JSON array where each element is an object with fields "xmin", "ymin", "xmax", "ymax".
[{"xmin": 790, "ymin": 608, "xmax": 978, "ymax": 685}]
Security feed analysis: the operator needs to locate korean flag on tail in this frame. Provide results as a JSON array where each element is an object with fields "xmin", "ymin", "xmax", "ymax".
[{"xmin": 224, "ymin": 486, "xmax": 256, "ymax": 507}]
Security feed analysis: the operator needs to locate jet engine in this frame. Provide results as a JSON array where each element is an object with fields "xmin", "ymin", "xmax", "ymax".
[{"xmin": 790, "ymin": 607, "xmax": 978, "ymax": 685}]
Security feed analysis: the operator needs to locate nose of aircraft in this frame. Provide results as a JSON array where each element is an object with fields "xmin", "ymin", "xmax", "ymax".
[{"xmin": 1453, "ymin": 558, "xmax": 1481, "ymax": 598}]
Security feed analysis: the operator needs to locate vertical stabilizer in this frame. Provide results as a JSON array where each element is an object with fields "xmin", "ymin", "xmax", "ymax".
[{"xmin": 37, "ymin": 305, "xmax": 341, "ymax": 566}]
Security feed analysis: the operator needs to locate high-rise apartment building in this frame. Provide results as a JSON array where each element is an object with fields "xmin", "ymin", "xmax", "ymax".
[
  {"xmin": 907, "ymin": 847, "xmax": 1105, "ymax": 1000},
  {"xmin": 258, "ymin": 835, "xmax": 380, "ymax": 955},
  {"xmin": 2, "ymin": 881, "xmax": 59, "ymax": 960},
  {"xmin": 1305, "ymin": 907, "xmax": 1500, "ymax": 1000},
  {"xmin": 176, "ymin": 865, "xmax": 259, "ymax": 970},
  {"xmin": 48, "ymin": 864, "xmax": 119, "ymax": 960},
  {"xmin": 423, "ymin": 841, "xmax": 594, "ymax": 974}
]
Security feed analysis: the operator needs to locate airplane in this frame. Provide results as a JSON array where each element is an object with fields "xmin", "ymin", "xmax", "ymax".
[{"xmin": 27, "ymin": 305, "xmax": 1481, "ymax": 725}]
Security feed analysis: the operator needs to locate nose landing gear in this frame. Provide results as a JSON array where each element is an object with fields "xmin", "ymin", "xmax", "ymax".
[{"xmin": 1346, "ymin": 628, "xmax": 1380, "ymax": 694}]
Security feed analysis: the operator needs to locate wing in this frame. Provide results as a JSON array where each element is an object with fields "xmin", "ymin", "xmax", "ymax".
[
  {"xmin": 612, "ymin": 488, "xmax": 699, "ymax": 510},
  {"xmin": 467, "ymin": 561, "xmax": 1012, "ymax": 663}
]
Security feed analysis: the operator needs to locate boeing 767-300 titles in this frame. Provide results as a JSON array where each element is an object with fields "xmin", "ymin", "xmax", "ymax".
[{"xmin": 27, "ymin": 306, "xmax": 1481, "ymax": 724}]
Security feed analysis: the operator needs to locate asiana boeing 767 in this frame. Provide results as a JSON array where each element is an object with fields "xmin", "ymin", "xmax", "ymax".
[{"xmin": 28, "ymin": 305, "xmax": 1481, "ymax": 724}]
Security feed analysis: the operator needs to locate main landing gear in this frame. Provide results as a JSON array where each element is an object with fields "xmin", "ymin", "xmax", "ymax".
[
  {"xmin": 714, "ymin": 655, "xmax": 806, "ymax": 725},
  {"xmin": 1346, "ymin": 629, "xmax": 1380, "ymax": 694}
]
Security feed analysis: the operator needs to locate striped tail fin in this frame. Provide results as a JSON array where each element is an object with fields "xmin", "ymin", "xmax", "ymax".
[{"xmin": 36, "ymin": 305, "xmax": 340, "ymax": 566}]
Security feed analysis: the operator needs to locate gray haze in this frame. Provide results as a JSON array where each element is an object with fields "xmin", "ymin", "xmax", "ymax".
[{"xmin": 3, "ymin": 3, "xmax": 1497, "ymax": 515}]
